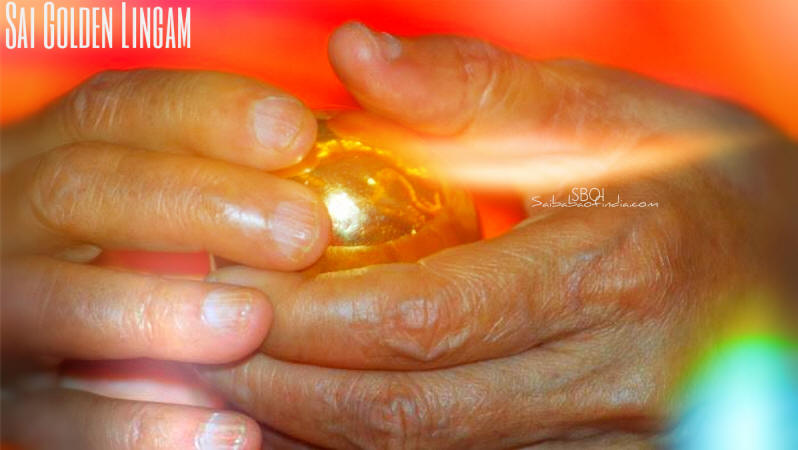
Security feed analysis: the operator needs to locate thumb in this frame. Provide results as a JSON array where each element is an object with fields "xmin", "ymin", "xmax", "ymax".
[
  {"xmin": 327, "ymin": 22, "xmax": 544, "ymax": 136},
  {"xmin": 327, "ymin": 22, "xmax": 772, "ymax": 190}
]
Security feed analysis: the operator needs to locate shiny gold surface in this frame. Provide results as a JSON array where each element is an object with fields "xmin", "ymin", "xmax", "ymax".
[
  {"xmin": 296, "ymin": 120, "xmax": 479, "ymax": 273},
  {"xmin": 278, "ymin": 125, "xmax": 444, "ymax": 246},
  {"xmin": 213, "ymin": 119, "xmax": 480, "ymax": 273}
]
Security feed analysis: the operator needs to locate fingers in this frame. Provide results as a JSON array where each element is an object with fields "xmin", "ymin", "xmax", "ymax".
[
  {"xmin": 197, "ymin": 347, "xmax": 653, "ymax": 450},
  {"xmin": 199, "ymin": 353, "xmax": 517, "ymax": 449},
  {"xmin": 1, "ymin": 256, "xmax": 271, "ymax": 363},
  {"xmin": 327, "ymin": 23, "xmax": 773, "ymax": 190},
  {"xmin": 330, "ymin": 23, "xmax": 764, "ymax": 137},
  {"xmin": 2, "ymin": 389, "xmax": 261, "ymax": 450},
  {"xmin": 1, "ymin": 142, "xmax": 330, "ymax": 269},
  {"xmin": 208, "ymin": 204, "xmax": 646, "ymax": 370},
  {"xmin": 2, "ymin": 69, "xmax": 317, "ymax": 171},
  {"xmin": 327, "ymin": 22, "xmax": 538, "ymax": 136}
]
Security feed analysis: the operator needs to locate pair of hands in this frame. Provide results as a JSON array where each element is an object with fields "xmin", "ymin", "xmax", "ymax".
[{"xmin": 3, "ymin": 23, "xmax": 797, "ymax": 449}]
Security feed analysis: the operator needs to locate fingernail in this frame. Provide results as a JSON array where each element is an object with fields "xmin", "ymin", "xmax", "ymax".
[
  {"xmin": 269, "ymin": 200, "xmax": 319, "ymax": 260},
  {"xmin": 251, "ymin": 96, "xmax": 305, "ymax": 152},
  {"xmin": 351, "ymin": 23, "xmax": 402, "ymax": 61},
  {"xmin": 202, "ymin": 288, "xmax": 255, "ymax": 333},
  {"xmin": 195, "ymin": 413, "xmax": 248, "ymax": 450},
  {"xmin": 205, "ymin": 272, "xmax": 219, "ymax": 283},
  {"xmin": 377, "ymin": 31, "xmax": 402, "ymax": 60}
]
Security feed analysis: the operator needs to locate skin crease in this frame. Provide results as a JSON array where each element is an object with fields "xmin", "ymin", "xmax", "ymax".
[
  {"xmin": 197, "ymin": 23, "xmax": 798, "ymax": 449},
  {"xmin": 0, "ymin": 22, "xmax": 796, "ymax": 450},
  {"xmin": 0, "ymin": 70, "xmax": 332, "ymax": 449}
]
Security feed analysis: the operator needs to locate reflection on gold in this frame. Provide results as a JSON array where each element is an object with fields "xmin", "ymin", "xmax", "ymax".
[
  {"xmin": 277, "ymin": 119, "xmax": 480, "ymax": 274},
  {"xmin": 325, "ymin": 190, "xmax": 362, "ymax": 241},
  {"xmin": 279, "ymin": 127, "xmax": 444, "ymax": 246}
]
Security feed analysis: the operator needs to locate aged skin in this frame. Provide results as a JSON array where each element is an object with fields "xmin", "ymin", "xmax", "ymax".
[
  {"xmin": 1, "ymin": 70, "xmax": 331, "ymax": 449},
  {"xmin": 1, "ymin": 20, "xmax": 797, "ymax": 450},
  {"xmin": 199, "ymin": 23, "xmax": 798, "ymax": 449}
]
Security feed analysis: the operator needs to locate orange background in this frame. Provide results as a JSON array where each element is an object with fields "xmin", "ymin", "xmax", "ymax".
[{"xmin": 2, "ymin": 0, "xmax": 797, "ymax": 272}]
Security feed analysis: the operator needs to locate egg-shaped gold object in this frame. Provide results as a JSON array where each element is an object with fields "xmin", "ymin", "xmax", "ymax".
[
  {"xmin": 212, "ymin": 119, "xmax": 480, "ymax": 274},
  {"xmin": 282, "ymin": 120, "xmax": 480, "ymax": 274}
]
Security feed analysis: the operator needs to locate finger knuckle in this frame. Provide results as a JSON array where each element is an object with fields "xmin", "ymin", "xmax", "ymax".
[
  {"xmin": 596, "ymin": 356, "xmax": 667, "ymax": 432},
  {"xmin": 62, "ymin": 70, "xmax": 131, "ymax": 139},
  {"xmin": 123, "ymin": 279, "xmax": 170, "ymax": 350},
  {"xmin": 120, "ymin": 403, "xmax": 168, "ymax": 449},
  {"xmin": 30, "ymin": 144, "xmax": 94, "ymax": 232},
  {"xmin": 32, "ymin": 143, "xmax": 129, "ymax": 239},
  {"xmin": 379, "ymin": 275, "xmax": 474, "ymax": 364},
  {"xmin": 349, "ymin": 376, "xmax": 433, "ymax": 449},
  {"xmin": 451, "ymin": 38, "xmax": 528, "ymax": 131},
  {"xmin": 575, "ymin": 206, "xmax": 681, "ymax": 318}
]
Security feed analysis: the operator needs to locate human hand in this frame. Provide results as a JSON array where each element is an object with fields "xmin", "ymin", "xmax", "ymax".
[
  {"xmin": 1, "ymin": 70, "xmax": 331, "ymax": 449},
  {"xmin": 199, "ymin": 23, "xmax": 798, "ymax": 449}
]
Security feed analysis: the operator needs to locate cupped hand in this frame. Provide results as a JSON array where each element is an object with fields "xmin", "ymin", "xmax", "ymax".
[
  {"xmin": 199, "ymin": 24, "xmax": 798, "ymax": 449},
  {"xmin": 1, "ymin": 70, "xmax": 331, "ymax": 449}
]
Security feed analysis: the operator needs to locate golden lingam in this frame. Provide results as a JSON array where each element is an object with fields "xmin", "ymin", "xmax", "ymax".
[
  {"xmin": 280, "ymin": 120, "xmax": 479, "ymax": 273},
  {"xmin": 215, "ymin": 119, "xmax": 480, "ymax": 273},
  {"xmin": 280, "ymin": 125, "xmax": 442, "ymax": 247}
]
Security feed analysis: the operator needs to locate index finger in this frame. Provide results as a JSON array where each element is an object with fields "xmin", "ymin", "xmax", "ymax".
[
  {"xmin": 1, "ymin": 142, "xmax": 330, "ymax": 269},
  {"xmin": 2, "ymin": 69, "xmax": 317, "ymax": 171}
]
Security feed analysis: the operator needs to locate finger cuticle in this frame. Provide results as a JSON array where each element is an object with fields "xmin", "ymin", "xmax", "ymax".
[
  {"xmin": 377, "ymin": 31, "xmax": 402, "ymax": 60},
  {"xmin": 349, "ymin": 22, "xmax": 402, "ymax": 62},
  {"xmin": 195, "ymin": 412, "xmax": 248, "ymax": 450},
  {"xmin": 251, "ymin": 96, "xmax": 305, "ymax": 154}
]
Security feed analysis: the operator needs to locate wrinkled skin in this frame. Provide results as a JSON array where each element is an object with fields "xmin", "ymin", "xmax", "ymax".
[
  {"xmin": 199, "ymin": 24, "xmax": 798, "ymax": 449},
  {"xmin": 1, "ymin": 21, "xmax": 797, "ymax": 450},
  {"xmin": 1, "ymin": 70, "xmax": 331, "ymax": 448}
]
